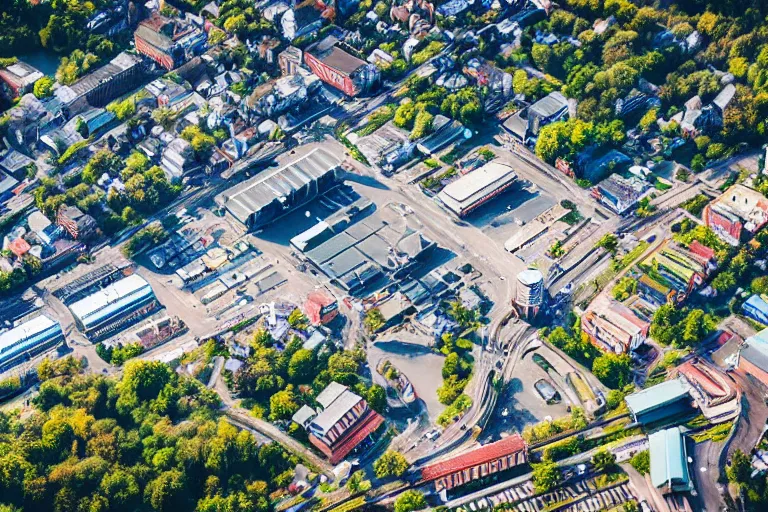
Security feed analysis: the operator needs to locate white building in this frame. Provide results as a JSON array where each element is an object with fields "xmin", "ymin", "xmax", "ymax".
[{"xmin": 516, "ymin": 268, "xmax": 544, "ymax": 319}]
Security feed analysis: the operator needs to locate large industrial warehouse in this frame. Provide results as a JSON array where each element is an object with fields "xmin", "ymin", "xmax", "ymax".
[
  {"xmin": 215, "ymin": 148, "xmax": 342, "ymax": 230},
  {"xmin": 0, "ymin": 315, "xmax": 65, "ymax": 372},
  {"xmin": 68, "ymin": 274, "xmax": 159, "ymax": 340},
  {"xmin": 437, "ymin": 162, "xmax": 517, "ymax": 217}
]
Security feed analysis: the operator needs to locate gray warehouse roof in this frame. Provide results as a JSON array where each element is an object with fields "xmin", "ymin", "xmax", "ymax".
[{"xmin": 215, "ymin": 147, "xmax": 341, "ymax": 225}]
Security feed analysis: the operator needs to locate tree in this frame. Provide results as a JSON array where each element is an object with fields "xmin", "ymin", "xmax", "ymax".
[
  {"xmin": 223, "ymin": 14, "xmax": 248, "ymax": 35},
  {"xmin": 287, "ymin": 349, "xmax": 314, "ymax": 383},
  {"xmin": 107, "ymin": 98, "xmax": 136, "ymax": 121},
  {"xmin": 364, "ymin": 308, "xmax": 385, "ymax": 332},
  {"xmin": 151, "ymin": 108, "xmax": 176, "ymax": 130},
  {"xmin": 181, "ymin": 126, "xmax": 216, "ymax": 160},
  {"xmin": 116, "ymin": 360, "xmax": 175, "ymax": 413},
  {"xmin": 410, "ymin": 110, "xmax": 433, "ymax": 140},
  {"xmin": 752, "ymin": 276, "xmax": 768, "ymax": 294},
  {"xmin": 727, "ymin": 449, "xmax": 752, "ymax": 485},
  {"xmin": 638, "ymin": 108, "xmax": 657, "ymax": 132},
  {"xmin": 394, "ymin": 490, "xmax": 427, "ymax": 512},
  {"xmin": 711, "ymin": 271, "xmax": 736, "ymax": 292},
  {"xmin": 596, "ymin": 233, "xmax": 619, "ymax": 254},
  {"xmin": 287, "ymin": 309, "xmax": 308, "ymax": 330},
  {"xmin": 145, "ymin": 469, "xmax": 188, "ymax": 511},
  {"xmin": 373, "ymin": 451, "xmax": 409, "ymax": 478},
  {"xmin": 612, "ymin": 277, "xmax": 636, "ymax": 301},
  {"xmin": 269, "ymin": 387, "xmax": 300, "ymax": 421},
  {"xmin": 592, "ymin": 353, "xmax": 632, "ymax": 389},
  {"xmin": 549, "ymin": 240, "xmax": 565, "ymax": 258},
  {"xmin": 82, "ymin": 150, "xmax": 122, "ymax": 184},
  {"xmin": 532, "ymin": 462, "xmax": 561, "ymax": 493},
  {"xmin": 346, "ymin": 470, "xmax": 372, "ymax": 493},
  {"xmin": 394, "ymin": 102, "xmax": 417, "ymax": 130},
  {"xmin": 33, "ymin": 76, "xmax": 55, "ymax": 99},
  {"xmin": 366, "ymin": 384, "xmax": 387, "ymax": 413},
  {"xmin": 592, "ymin": 449, "xmax": 617, "ymax": 472}
]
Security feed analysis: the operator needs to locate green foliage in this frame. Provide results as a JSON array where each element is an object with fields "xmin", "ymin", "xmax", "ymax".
[
  {"xmin": 523, "ymin": 407, "xmax": 588, "ymax": 444},
  {"xmin": 410, "ymin": 109, "xmax": 434, "ymax": 140},
  {"xmin": 681, "ymin": 194, "xmax": 709, "ymax": 216},
  {"xmin": 549, "ymin": 240, "xmax": 565, "ymax": 258},
  {"xmin": 122, "ymin": 224, "xmax": 169, "ymax": 258},
  {"xmin": 436, "ymin": 394, "xmax": 472, "ymax": 427},
  {"xmin": 629, "ymin": 450, "xmax": 650, "ymax": 475},
  {"xmin": 373, "ymin": 451, "xmax": 409, "ymax": 479},
  {"xmin": 364, "ymin": 308, "xmax": 385, "ymax": 332},
  {"xmin": 650, "ymin": 305, "xmax": 716, "ymax": 347},
  {"xmin": 346, "ymin": 469, "xmax": 372, "ymax": 493},
  {"xmin": 357, "ymin": 104, "xmax": 396, "ymax": 137},
  {"xmin": 394, "ymin": 490, "xmax": 427, "ymax": 512},
  {"xmin": 96, "ymin": 342, "xmax": 144, "ymax": 366},
  {"xmin": 181, "ymin": 125, "xmax": 216, "ymax": 160},
  {"xmin": 532, "ymin": 461, "xmax": 561, "ymax": 493},
  {"xmin": 592, "ymin": 449, "xmax": 617, "ymax": 472},
  {"xmin": 57, "ymin": 139, "xmax": 90, "ymax": 166},
  {"xmin": 33, "ymin": 76, "xmax": 54, "ymax": 99},
  {"xmin": 56, "ymin": 49, "xmax": 100, "ymax": 85},
  {"xmin": 612, "ymin": 277, "xmax": 637, "ymax": 301},
  {"xmin": 411, "ymin": 41, "xmax": 444, "ymax": 66},
  {"xmin": 596, "ymin": 233, "xmax": 619, "ymax": 254},
  {"xmin": 727, "ymin": 449, "xmax": 752, "ymax": 486},
  {"xmin": 592, "ymin": 353, "xmax": 632, "ymax": 389},
  {"xmin": 535, "ymin": 118, "xmax": 624, "ymax": 165},
  {"xmin": 106, "ymin": 98, "xmax": 136, "ymax": 121}
]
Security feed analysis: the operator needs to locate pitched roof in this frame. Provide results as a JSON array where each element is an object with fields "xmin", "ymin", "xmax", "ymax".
[
  {"xmin": 649, "ymin": 427, "xmax": 690, "ymax": 490},
  {"xmin": 625, "ymin": 378, "xmax": 689, "ymax": 416},
  {"xmin": 677, "ymin": 362, "xmax": 727, "ymax": 398},
  {"xmin": 421, "ymin": 434, "xmax": 526, "ymax": 482}
]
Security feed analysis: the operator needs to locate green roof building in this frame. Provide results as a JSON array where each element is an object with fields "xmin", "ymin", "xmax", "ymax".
[
  {"xmin": 625, "ymin": 379, "xmax": 693, "ymax": 425},
  {"xmin": 649, "ymin": 427, "xmax": 692, "ymax": 493}
]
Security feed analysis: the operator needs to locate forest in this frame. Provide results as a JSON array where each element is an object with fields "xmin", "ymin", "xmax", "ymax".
[{"xmin": 0, "ymin": 357, "xmax": 298, "ymax": 512}]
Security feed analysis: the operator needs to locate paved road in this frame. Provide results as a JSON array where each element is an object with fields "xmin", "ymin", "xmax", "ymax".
[
  {"xmin": 727, "ymin": 370, "xmax": 768, "ymax": 457},
  {"xmin": 692, "ymin": 439, "xmax": 727, "ymax": 512}
]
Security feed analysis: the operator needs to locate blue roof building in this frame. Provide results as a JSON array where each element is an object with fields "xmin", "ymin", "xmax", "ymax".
[
  {"xmin": 742, "ymin": 294, "xmax": 768, "ymax": 325},
  {"xmin": 625, "ymin": 379, "xmax": 693, "ymax": 425},
  {"xmin": 68, "ymin": 274, "xmax": 158, "ymax": 339},
  {"xmin": 0, "ymin": 315, "xmax": 65, "ymax": 372},
  {"xmin": 649, "ymin": 427, "xmax": 692, "ymax": 493}
]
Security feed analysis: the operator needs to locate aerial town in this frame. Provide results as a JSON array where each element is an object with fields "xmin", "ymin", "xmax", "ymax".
[{"xmin": 2, "ymin": 0, "xmax": 768, "ymax": 511}]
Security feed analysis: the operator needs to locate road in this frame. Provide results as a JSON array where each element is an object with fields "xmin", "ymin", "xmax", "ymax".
[
  {"xmin": 692, "ymin": 439, "xmax": 727, "ymax": 512},
  {"xmin": 213, "ymin": 372, "xmax": 335, "ymax": 475}
]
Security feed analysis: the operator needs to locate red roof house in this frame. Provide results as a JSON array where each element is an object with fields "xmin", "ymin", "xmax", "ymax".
[
  {"xmin": 421, "ymin": 434, "xmax": 527, "ymax": 491},
  {"xmin": 304, "ymin": 291, "xmax": 339, "ymax": 325},
  {"xmin": 8, "ymin": 237, "xmax": 31, "ymax": 258}
]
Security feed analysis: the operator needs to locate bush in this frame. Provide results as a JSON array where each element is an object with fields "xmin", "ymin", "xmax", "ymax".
[{"xmin": 629, "ymin": 450, "xmax": 650, "ymax": 474}]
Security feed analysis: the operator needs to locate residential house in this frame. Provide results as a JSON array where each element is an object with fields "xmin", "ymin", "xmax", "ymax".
[
  {"xmin": 291, "ymin": 381, "xmax": 384, "ymax": 464},
  {"xmin": 57, "ymin": 205, "xmax": 97, "ymax": 240},
  {"xmin": 134, "ymin": 12, "xmax": 207, "ymax": 70},
  {"xmin": 503, "ymin": 91, "xmax": 570, "ymax": 144},
  {"xmin": 581, "ymin": 294, "xmax": 649, "ymax": 354},
  {"xmin": 591, "ymin": 174, "xmax": 647, "ymax": 215},
  {"xmin": 0, "ymin": 61, "xmax": 43, "ymax": 100},
  {"xmin": 703, "ymin": 184, "xmax": 768, "ymax": 246}
]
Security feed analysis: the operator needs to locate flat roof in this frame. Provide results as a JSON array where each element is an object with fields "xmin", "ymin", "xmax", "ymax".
[
  {"xmin": 215, "ymin": 147, "xmax": 341, "ymax": 225},
  {"xmin": 0, "ymin": 315, "xmax": 60, "ymax": 355},
  {"xmin": 68, "ymin": 274, "xmax": 153, "ymax": 324},
  {"xmin": 437, "ymin": 162, "xmax": 516, "ymax": 214},
  {"xmin": 649, "ymin": 427, "xmax": 690, "ymax": 490},
  {"xmin": 316, "ymin": 381, "xmax": 348, "ymax": 409},
  {"xmin": 625, "ymin": 378, "xmax": 689, "ymax": 416}
]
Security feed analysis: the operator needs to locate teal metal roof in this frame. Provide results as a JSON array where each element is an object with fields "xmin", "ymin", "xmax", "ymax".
[
  {"xmin": 625, "ymin": 379, "xmax": 689, "ymax": 417},
  {"xmin": 649, "ymin": 427, "xmax": 691, "ymax": 490}
]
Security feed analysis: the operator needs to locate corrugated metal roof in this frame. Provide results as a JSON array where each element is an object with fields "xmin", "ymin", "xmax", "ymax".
[
  {"xmin": 437, "ymin": 162, "xmax": 517, "ymax": 214},
  {"xmin": 216, "ymin": 147, "xmax": 341, "ymax": 225},
  {"xmin": 649, "ymin": 427, "xmax": 690, "ymax": 490},
  {"xmin": 0, "ymin": 315, "xmax": 60, "ymax": 355},
  {"xmin": 68, "ymin": 274, "xmax": 153, "ymax": 326},
  {"xmin": 625, "ymin": 378, "xmax": 689, "ymax": 416}
]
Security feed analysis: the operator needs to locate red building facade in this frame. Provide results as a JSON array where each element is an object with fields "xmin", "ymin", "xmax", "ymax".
[{"xmin": 421, "ymin": 434, "xmax": 527, "ymax": 492}]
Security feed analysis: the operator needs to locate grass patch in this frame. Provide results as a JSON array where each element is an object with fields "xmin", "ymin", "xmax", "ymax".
[
  {"xmin": 356, "ymin": 104, "xmax": 396, "ymax": 137},
  {"xmin": 692, "ymin": 422, "xmax": 733, "ymax": 443},
  {"xmin": 654, "ymin": 178, "xmax": 672, "ymax": 191}
]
